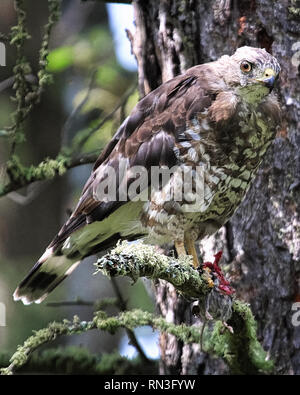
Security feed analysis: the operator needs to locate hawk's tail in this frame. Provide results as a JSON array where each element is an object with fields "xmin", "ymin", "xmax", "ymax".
[{"xmin": 13, "ymin": 247, "xmax": 81, "ymax": 305}]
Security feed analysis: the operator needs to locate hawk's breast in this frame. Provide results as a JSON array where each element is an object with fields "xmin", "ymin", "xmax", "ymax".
[{"xmin": 141, "ymin": 104, "xmax": 276, "ymax": 244}]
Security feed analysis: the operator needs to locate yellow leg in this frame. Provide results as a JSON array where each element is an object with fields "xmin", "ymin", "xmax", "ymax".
[
  {"xmin": 185, "ymin": 236, "xmax": 200, "ymax": 268},
  {"xmin": 174, "ymin": 240, "xmax": 186, "ymax": 257}
]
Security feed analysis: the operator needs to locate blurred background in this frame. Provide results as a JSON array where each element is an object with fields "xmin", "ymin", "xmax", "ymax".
[{"xmin": 0, "ymin": 0, "xmax": 159, "ymax": 367}]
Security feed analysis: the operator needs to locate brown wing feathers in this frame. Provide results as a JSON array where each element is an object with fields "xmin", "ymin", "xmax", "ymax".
[{"xmin": 48, "ymin": 68, "xmax": 208, "ymax": 252}]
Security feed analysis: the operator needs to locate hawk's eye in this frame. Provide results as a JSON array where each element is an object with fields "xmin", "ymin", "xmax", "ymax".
[{"xmin": 240, "ymin": 61, "xmax": 252, "ymax": 73}]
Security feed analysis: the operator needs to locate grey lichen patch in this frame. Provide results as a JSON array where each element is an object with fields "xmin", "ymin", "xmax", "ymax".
[{"xmin": 95, "ymin": 241, "xmax": 212, "ymax": 299}]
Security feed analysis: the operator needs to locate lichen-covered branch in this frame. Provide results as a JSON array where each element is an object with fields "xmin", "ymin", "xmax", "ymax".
[
  {"xmin": 0, "ymin": 309, "xmax": 202, "ymax": 375},
  {"xmin": 207, "ymin": 300, "xmax": 274, "ymax": 374},
  {"xmin": 0, "ymin": 151, "xmax": 100, "ymax": 197},
  {"xmin": 96, "ymin": 241, "xmax": 274, "ymax": 374},
  {"xmin": 96, "ymin": 241, "xmax": 213, "ymax": 300},
  {"xmin": 0, "ymin": 302, "xmax": 272, "ymax": 375},
  {"xmin": 7, "ymin": 0, "xmax": 60, "ymax": 148},
  {"xmin": 0, "ymin": 242, "xmax": 272, "ymax": 375}
]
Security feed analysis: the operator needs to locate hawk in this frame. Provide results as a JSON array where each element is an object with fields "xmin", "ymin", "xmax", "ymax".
[{"xmin": 14, "ymin": 46, "xmax": 281, "ymax": 304}]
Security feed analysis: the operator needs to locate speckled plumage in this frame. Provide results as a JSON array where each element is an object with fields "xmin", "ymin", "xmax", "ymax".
[{"xmin": 14, "ymin": 46, "xmax": 281, "ymax": 304}]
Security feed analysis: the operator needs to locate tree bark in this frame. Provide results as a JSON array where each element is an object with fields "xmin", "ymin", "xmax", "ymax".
[{"xmin": 130, "ymin": 0, "xmax": 300, "ymax": 374}]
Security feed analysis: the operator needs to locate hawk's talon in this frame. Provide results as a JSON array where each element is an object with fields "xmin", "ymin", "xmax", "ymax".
[{"xmin": 202, "ymin": 250, "xmax": 235, "ymax": 296}]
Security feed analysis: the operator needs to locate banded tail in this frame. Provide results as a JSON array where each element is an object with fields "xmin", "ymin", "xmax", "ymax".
[{"xmin": 13, "ymin": 247, "xmax": 81, "ymax": 305}]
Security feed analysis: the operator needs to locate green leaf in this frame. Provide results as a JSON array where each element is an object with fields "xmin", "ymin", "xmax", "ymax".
[{"xmin": 46, "ymin": 46, "xmax": 74, "ymax": 72}]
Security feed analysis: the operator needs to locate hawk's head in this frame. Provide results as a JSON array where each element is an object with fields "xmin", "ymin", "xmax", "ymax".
[{"xmin": 220, "ymin": 46, "xmax": 281, "ymax": 104}]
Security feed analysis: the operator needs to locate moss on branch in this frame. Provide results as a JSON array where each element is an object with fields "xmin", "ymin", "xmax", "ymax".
[
  {"xmin": 207, "ymin": 300, "xmax": 274, "ymax": 374},
  {"xmin": 7, "ymin": 0, "xmax": 60, "ymax": 151},
  {"xmin": 96, "ymin": 241, "xmax": 273, "ymax": 374},
  {"xmin": 0, "ymin": 152, "xmax": 100, "ymax": 197},
  {"xmin": 0, "ymin": 309, "xmax": 202, "ymax": 375},
  {"xmin": 1, "ymin": 303, "xmax": 272, "ymax": 375},
  {"xmin": 1, "ymin": 244, "xmax": 272, "ymax": 375}
]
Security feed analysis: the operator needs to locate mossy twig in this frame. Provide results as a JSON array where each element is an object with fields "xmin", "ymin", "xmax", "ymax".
[{"xmin": 0, "ymin": 309, "xmax": 201, "ymax": 375}]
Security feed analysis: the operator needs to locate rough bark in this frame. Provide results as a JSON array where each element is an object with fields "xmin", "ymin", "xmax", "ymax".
[{"xmin": 130, "ymin": 0, "xmax": 300, "ymax": 374}]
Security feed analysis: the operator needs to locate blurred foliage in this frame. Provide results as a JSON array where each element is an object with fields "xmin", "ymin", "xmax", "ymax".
[
  {"xmin": 47, "ymin": 45, "xmax": 74, "ymax": 72},
  {"xmin": 128, "ymin": 280, "xmax": 155, "ymax": 314},
  {"xmin": 0, "ymin": 346, "xmax": 158, "ymax": 375}
]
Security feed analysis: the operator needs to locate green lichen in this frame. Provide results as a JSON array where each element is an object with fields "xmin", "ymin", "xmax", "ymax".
[
  {"xmin": 2, "ymin": 0, "xmax": 61, "ymax": 167},
  {"xmin": 1, "ymin": 309, "xmax": 201, "ymax": 375},
  {"xmin": 207, "ymin": 300, "xmax": 274, "ymax": 374},
  {"xmin": 1, "ymin": 299, "xmax": 273, "ymax": 375},
  {"xmin": 96, "ymin": 241, "xmax": 212, "ymax": 299},
  {"xmin": 6, "ymin": 154, "xmax": 70, "ymax": 186}
]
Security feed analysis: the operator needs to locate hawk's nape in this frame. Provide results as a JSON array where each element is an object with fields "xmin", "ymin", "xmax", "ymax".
[{"xmin": 14, "ymin": 46, "xmax": 281, "ymax": 304}]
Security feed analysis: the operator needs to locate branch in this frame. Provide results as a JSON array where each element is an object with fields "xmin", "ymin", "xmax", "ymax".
[
  {"xmin": 61, "ymin": 69, "xmax": 98, "ymax": 147},
  {"xmin": 95, "ymin": 241, "xmax": 214, "ymax": 301},
  {"xmin": 8, "ymin": 0, "xmax": 61, "ymax": 154},
  {"xmin": 0, "ymin": 309, "xmax": 201, "ymax": 375},
  {"xmin": 0, "ymin": 151, "xmax": 99, "ymax": 198},
  {"xmin": 0, "ymin": 301, "xmax": 272, "ymax": 376},
  {"xmin": 46, "ymin": 296, "xmax": 118, "ymax": 309},
  {"xmin": 207, "ymin": 300, "xmax": 274, "ymax": 374},
  {"xmin": 95, "ymin": 241, "xmax": 274, "ymax": 374},
  {"xmin": 0, "ymin": 74, "xmax": 36, "ymax": 95},
  {"xmin": 1, "ymin": 242, "xmax": 272, "ymax": 374}
]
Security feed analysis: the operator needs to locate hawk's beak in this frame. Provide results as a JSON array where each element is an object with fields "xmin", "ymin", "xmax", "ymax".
[{"xmin": 255, "ymin": 68, "xmax": 277, "ymax": 90}]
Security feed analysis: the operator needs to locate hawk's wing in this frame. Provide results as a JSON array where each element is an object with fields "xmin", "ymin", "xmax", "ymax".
[{"xmin": 50, "ymin": 67, "xmax": 214, "ymax": 252}]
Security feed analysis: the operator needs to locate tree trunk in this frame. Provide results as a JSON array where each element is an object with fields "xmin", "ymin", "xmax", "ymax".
[{"xmin": 130, "ymin": 0, "xmax": 300, "ymax": 374}]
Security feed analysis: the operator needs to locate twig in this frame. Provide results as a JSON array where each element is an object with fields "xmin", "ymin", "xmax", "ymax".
[
  {"xmin": 0, "ymin": 309, "xmax": 201, "ymax": 375},
  {"xmin": 46, "ymin": 300, "xmax": 94, "ymax": 307},
  {"xmin": 0, "ymin": 151, "xmax": 100, "ymax": 198}
]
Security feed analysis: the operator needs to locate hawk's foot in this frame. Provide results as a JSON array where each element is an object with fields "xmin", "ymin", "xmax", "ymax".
[{"xmin": 202, "ymin": 251, "xmax": 235, "ymax": 296}]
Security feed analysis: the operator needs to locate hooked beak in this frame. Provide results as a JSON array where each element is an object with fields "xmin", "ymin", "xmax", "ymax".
[{"xmin": 255, "ymin": 68, "xmax": 278, "ymax": 90}]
